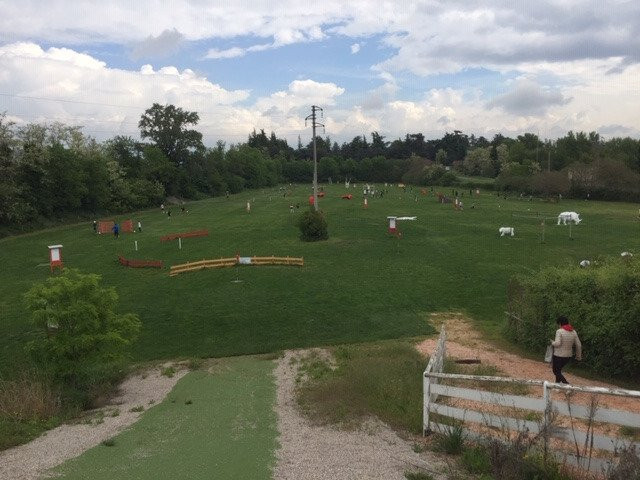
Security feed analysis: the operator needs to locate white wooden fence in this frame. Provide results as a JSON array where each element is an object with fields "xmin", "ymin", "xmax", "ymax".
[
  {"xmin": 422, "ymin": 325, "xmax": 446, "ymax": 436},
  {"xmin": 423, "ymin": 330, "xmax": 640, "ymax": 473}
]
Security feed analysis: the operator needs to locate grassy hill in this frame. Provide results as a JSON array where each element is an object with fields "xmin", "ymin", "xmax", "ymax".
[{"xmin": 1, "ymin": 184, "xmax": 638, "ymax": 376}]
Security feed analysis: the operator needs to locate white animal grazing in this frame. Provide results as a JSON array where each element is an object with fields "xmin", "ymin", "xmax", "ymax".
[
  {"xmin": 557, "ymin": 211, "xmax": 581, "ymax": 225},
  {"xmin": 499, "ymin": 227, "xmax": 514, "ymax": 237},
  {"xmin": 579, "ymin": 260, "xmax": 591, "ymax": 267},
  {"xmin": 621, "ymin": 251, "xmax": 633, "ymax": 258}
]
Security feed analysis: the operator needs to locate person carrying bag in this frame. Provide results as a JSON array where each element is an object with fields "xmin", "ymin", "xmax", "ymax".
[{"xmin": 549, "ymin": 315, "xmax": 582, "ymax": 384}]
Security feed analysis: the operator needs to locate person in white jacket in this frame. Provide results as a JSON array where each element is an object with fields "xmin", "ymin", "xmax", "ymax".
[{"xmin": 550, "ymin": 315, "xmax": 582, "ymax": 384}]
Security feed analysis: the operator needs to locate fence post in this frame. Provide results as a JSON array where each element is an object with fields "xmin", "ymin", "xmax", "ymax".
[{"xmin": 424, "ymin": 372, "xmax": 431, "ymax": 435}]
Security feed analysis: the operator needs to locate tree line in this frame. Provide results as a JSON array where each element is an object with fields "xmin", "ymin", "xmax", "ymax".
[{"xmin": 1, "ymin": 104, "xmax": 639, "ymax": 233}]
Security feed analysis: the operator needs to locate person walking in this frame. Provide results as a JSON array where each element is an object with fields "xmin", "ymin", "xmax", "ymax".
[
  {"xmin": 550, "ymin": 315, "xmax": 582, "ymax": 384},
  {"xmin": 112, "ymin": 222, "xmax": 120, "ymax": 239}
]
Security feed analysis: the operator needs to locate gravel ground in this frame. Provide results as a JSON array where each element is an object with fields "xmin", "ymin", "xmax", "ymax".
[
  {"xmin": 272, "ymin": 349, "xmax": 451, "ymax": 480},
  {"xmin": 0, "ymin": 364, "xmax": 187, "ymax": 480}
]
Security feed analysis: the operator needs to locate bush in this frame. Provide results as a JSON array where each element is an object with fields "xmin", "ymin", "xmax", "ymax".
[
  {"xmin": 297, "ymin": 208, "xmax": 328, "ymax": 242},
  {"xmin": 24, "ymin": 269, "xmax": 141, "ymax": 407},
  {"xmin": 506, "ymin": 257, "xmax": 640, "ymax": 378},
  {"xmin": 487, "ymin": 438, "xmax": 571, "ymax": 480},
  {"xmin": 606, "ymin": 444, "xmax": 640, "ymax": 480},
  {"xmin": 0, "ymin": 372, "xmax": 60, "ymax": 422},
  {"xmin": 434, "ymin": 422, "xmax": 466, "ymax": 454},
  {"xmin": 461, "ymin": 445, "xmax": 492, "ymax": 474}
]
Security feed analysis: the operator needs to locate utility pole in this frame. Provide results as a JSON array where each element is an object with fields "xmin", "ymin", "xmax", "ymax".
[{"xmin": 305, "ymin": 106, "xmax": 324, "ymax": 211}]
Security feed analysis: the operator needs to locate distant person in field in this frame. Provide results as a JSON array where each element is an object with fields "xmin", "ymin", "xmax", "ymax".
[
  {"xmin": 137, "ymin": 221, "xmax": 142, "ymax": 232},
  {"xmin": 167, "ymin": 209, "xmax": 171, "ymax": 218},
  {"xmin": 93, "ymin": 220, "xmax": 97, "ymax": 234},
  {"xmin": 550, "ymin": 315, "xmax": 582, "ymax": 384},
  {"xmin": 112, "ymin": 222, "xmax": 120, "ymax": 239},
  {"xmin": 160, "ymin": 203, "xmax": 165, "ymax": 212}
]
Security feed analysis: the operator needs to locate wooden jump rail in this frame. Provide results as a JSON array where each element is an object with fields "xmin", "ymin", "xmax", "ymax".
[
  {"xmin": 160, "ymin": 230, "xmax": 209, "ymax": 242},
  {"xmin": 118, "ymin": 255, "xmax": 164, "ymax": 269},
  {"xmin": 169, "ymin": 256, "xmax": 304, "ymax": 276}
]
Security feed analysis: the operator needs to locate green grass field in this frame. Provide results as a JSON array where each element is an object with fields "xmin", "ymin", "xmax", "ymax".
[
  {"xmin": 1, "ymin": 184, "xmax": 639, "ymax": 376},
  {"xmin": 51, "ymin": 356, "xmax": 277, "ymax": 480}
]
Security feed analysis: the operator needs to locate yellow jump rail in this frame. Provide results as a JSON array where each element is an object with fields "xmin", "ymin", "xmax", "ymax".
[{"xmin": 169, "ymin": 256, "xmax": 304, "ymax": 276}]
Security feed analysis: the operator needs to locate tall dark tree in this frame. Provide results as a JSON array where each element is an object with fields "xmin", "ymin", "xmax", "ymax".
[{"xmin": 138, "ymin": 103, "xmax": 203, "ymax": 166}]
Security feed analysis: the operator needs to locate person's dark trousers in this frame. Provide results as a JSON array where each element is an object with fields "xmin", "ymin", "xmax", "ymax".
[{"xmin": 552, "ymin": 355, "xmax": 571, "ymax": 383}]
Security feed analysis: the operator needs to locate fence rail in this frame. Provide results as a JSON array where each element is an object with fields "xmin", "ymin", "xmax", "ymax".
[
  {"xmin": 423, "ymin": 335, "xmax": 640, "ymax": 473},
  {"xmin": 170, "ymin": 256, "xmax": 304, "ymax": 276},
  {"xmin": 160, "ymin": 230, "xmax": 209, "ymax": 242},
  {"xmin": 118, "ymin": 255, "xmax": 163, "ymax": 269}
]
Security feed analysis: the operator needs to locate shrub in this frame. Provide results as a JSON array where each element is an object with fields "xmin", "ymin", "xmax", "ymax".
[
  {"xmin": 606, "ymin": 444, "xmax": 640, "ymax": 480},
  {"xmin": 0, "ymin": 372, "xmax": 60, "ymax": 422},
  {"xmin": 434, "ymin": 422, "xmax": 466, "ymax": 454},
  {"xmin": 297, "ymin": 208, "xmax": 328, "ymax": 242},
  {"xmin": 461, "ymin": 445, "xmax": 492, "ymax": 474},
  {"xmin": 24, "ymin": 269, "xmax": 141, "ymax": 407},
  {"xmin": 506, "ymin": 257, "xmax": 640, "ymax": 378}
]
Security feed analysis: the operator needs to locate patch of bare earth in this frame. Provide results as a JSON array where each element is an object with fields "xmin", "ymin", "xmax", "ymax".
[
  {"xmin": 273, "ymin": 349, "xmax": 453, "ymax": 480},
  {"xmin": 0, "ymin": 363, "xmax": 187, "ymax": 480}
]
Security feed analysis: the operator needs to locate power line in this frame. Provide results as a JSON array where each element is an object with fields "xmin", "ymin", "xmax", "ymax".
[{"xmin": 2, "ymin": 112, "xmax": 314, "ymax": 138}]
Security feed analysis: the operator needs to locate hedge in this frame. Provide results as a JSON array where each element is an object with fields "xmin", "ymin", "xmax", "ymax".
[{"xmin": 506, "ymin": 256, "xmax": 640, "ymax": 378}]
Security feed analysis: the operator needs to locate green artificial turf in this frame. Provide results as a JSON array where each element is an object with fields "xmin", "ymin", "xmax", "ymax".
[
  {"xmin": 1, "ymin": 184, "xmax": 638, "ymax": 375},
  {"xmin": 51, "ymin": 356, "xmax": 277, "ymax": 480}
]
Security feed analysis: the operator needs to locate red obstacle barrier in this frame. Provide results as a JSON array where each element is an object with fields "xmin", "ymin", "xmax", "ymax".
[
  {"xmin": 118, "ymin": 255, "xmax": 163, "ymax": 269},
  {"xmin": 341, "ymin": 194, "xmax": 353, "ymax": 200},
  {"xmin": 98, "ymin": 220, "xmax": 114, "ymax": 234},
  {"xmin": 121, "ymin": 219, "xmax": 134, "ymax": 233},
  {"xmin": 160, "ymin": 230, "xmax": 209, "ymax": 242},
  {"xmin": 99, "ymin": 219, "xmax": 134, "ymax": 234}
]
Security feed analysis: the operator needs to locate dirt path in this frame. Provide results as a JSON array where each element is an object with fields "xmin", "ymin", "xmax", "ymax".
[{"xmin": 415, "ymin": 312, "xmax": 640, "ymax": 414}]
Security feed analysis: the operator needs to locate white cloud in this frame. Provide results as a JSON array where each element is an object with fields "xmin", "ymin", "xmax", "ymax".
[
  {"xmin": 0, "ymin": 42, "xmax": 250, "ymax": 141},
  {"xmin": 1, "ymin": 33, "xmax": 639, "ymax": 148},
  {"xmin": 130, "ymin": 29, "xmax": 185, "ymax": 60},
  {"xmin": 487, "ymin": 79, "xmax": 571, "ymax": 116},
  {"xmin": 204, "ymin": 47, "xmax": 246, "ymax": 59},
  {"xmin": 350, "ymin": 43, "xmax": 361, "ymax": 54}
]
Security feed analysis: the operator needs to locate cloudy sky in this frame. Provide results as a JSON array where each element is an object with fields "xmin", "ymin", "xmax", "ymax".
[{"xmin": 0, "ymin": 0, "xmax": 638, "ymax": 146}]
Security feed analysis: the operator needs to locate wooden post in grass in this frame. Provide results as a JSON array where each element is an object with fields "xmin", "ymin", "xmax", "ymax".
[{"xmin": 48, "ymin": 245, "xmax": 63, "ymax": 273}]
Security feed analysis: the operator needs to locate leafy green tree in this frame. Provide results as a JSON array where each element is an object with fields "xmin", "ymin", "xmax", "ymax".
[
  {"xmin": 318, "ymin": 156, "xmax": 339, "ymax": 182},
  {"xmin": 463, "ymin": 147, "xmax": 494, "ymax": 177},
  {"xmin": 0, "ymin": 114, "xmax": 31, "ymax": 224},
  {"xmin": 24, "ymin": 270, "xmax": 141, "ymax": 405},
  {"xmin": 105, "ymin": 136, "xmax": 143, "ymax": 178},
  {"xmin": 45, "ymin": 144, "xmax": 87, "ymax": 213},
  {"xmin": 529, "ymin": 171, "xmax": 570, "ymax": 197},
  {"xmin": 138, "ymin": 103, "xmax": 203, "ymax": 166}
]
